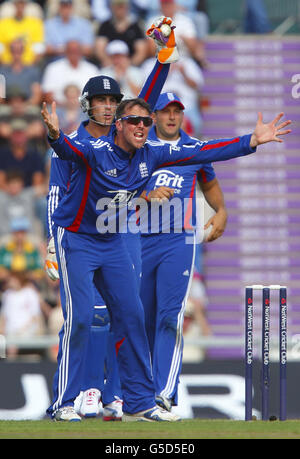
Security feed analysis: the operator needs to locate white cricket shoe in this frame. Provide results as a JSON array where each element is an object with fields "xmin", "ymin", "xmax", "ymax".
[
  {"xmin": 155, "ymin": 395, "xmax": 172, "ymax": 412},
  {"xmin": 103, "ymin": 397, "xmax": 123, "ymax": 421},
  {"xmin": 54, "ymin": 406, "xmax": 81, "ymax": 422},
  {"xmin": 122, "ymin": 406, "xmax": 181, "ymax": 422},
  {"xmin": 74, "ymin": 391, "xmax": 83, "ymax": 413},
  {"xmin": 80, "ymin": 388, "xmax": 101, "ymax": 418}
]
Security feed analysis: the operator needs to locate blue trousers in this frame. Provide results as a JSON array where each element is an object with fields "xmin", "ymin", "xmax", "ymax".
[
  {"xmin": 47, "ymin": 226, "xmax": 154, "ymax": 416},
  {"xmin": 140, "ymin": 231, "xmax": 195, "ymax": 405},
  {"xmin": 82, "ymin": 233, "xmax": 141, "ymax": 406}
]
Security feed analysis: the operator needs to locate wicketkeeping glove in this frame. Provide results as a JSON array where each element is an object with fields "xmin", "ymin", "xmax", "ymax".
[
  {"xmin": 45, "ymin": 237, "xmax": 59, "ymax": 281},
  {"xmin": 146, "ymin": 16, "xmax": 179, "ymax": 64}
]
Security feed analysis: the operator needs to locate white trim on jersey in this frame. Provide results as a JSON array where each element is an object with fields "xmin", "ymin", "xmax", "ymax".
[
  {"xmin": 181, "ymin": 141, "xmax": 207, "ymax": 149},
  {"xmin": 53, "ymin": 226, "xmax": 72, "ymax": 413},
  {"xmin": 145, "ymin": 139, "xmax": 164, "ymax": 147},
  {"xmin": 48, "ymin": 185, "xmax": 59, "ymax": 238},
  {"xmin": 68, "ymin": 130, "xmax": 78, "ymax": 139}
]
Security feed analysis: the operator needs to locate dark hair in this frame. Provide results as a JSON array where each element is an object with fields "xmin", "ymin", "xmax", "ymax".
[
  {"xmin": 116, "ymin": 98, "xmax": 152, "ymax": 120},
  {"xmin": 6, "ymin": 170, "xmax": 25, "ymax": 183}
]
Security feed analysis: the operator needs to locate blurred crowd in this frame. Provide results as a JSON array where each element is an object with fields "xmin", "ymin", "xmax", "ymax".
[
  {"xmin": 0, "ymin": 0, "xmax": 273, "ymax": 361},
  {"xmin": 0, "ymin": 0, "xmax": 228, "ymax": 360}
]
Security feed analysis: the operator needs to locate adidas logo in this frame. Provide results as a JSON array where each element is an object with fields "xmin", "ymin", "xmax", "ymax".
[
  {"xmin": 105, "ymin": 168, "xmax": 117, "ymax": 177},
  {"xmin": 183, "ymin": 270, "xmax": 189, "ymax": 276}
]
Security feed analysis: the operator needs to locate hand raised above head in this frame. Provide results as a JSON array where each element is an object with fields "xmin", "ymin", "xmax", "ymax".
[
  {"xmin": 41, "ymin": 101, "xmax": 60, "ymax": 140},
  {"xmin": 146, "ymin": 16, "xmax": 179, "ymax": 65}
]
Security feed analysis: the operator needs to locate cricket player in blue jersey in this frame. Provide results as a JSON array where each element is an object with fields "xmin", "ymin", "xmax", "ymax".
[
  {"xmin": 139, "ymin": 92, "xmax": 228, "ymax": 413},
  {"xmin": 46, "ymin": 76, "xmax": 125, "ymax": 420},
  {"xmin": 45, "ymin": 17, "xmax": 179, "ymax": 420},
  {"xmin": 42, "ymin": 95, "xmax": 291, "ymax": 422}
]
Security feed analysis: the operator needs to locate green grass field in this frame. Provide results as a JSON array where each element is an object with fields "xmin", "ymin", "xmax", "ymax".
[{"xmin": 1, "ymin": 419, "xmax": 300, "ymax": 439}]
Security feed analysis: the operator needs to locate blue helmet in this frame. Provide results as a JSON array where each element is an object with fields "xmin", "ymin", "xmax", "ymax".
[{"xmin": 79, "ymin": 75, "xmax": 124, "ymax": 113}]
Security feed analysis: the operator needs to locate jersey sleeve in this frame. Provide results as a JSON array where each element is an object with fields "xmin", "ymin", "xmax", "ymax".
[
  {"xmin": 138, "ymin": 59, "xmax": 169, "ymax": 111},
  {"xmin": 197, "ymin": 163, "xmax": 216, "ymax": 184},
  {"xmin": 47, "ymin": 150, "xmax": 72, "ymax": 238},
  {"xmin": 48, "ymin": 130, "xmax": 98, "ymax": 167},
  {"xmin": 153, "ymin": 134, "xmax": 256, "ymax": 168}
]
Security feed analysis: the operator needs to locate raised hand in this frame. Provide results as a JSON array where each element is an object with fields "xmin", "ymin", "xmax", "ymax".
[
  {"xmin": 146, "ymin": 16, "xmax": 179, "ymax": 64},
  {"xmin": 41, "ymin": 101, "xmax": 60, "ymax": 140},
  {"xmin": 250, "ymin": 112, "xmax": 292, "ymax": 148}
]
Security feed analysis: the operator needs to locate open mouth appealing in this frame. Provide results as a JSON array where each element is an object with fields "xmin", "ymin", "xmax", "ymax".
[{"xmin": 134, "ymin": 131, "xmax": 144, "ymax": 139}]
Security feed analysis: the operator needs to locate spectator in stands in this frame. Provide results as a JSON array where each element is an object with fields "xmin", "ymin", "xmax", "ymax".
[
  {"xmin": 91, "ymin": 0, "xmax": 113, "ymax": 23},
  {"xmin": 41, "ymin": 40, "xmax": 99, "ymax": 104},
  {"xmin": 0, "ymin": 270, "xmax": 45, "ymax": 358},
  {"xmin": 0, "ymin": 216, "xmax": 43, "ymax": 283},
  {"xmin": 56, "ymin": 84, "xmax": 87, "ymax": 134},
  {"xmin": 0, "ymin": 170, "xmax": 45, "ymax": 239},
  {"xmin": 147, "ymin": 0, "xmax": 207, "ymax": 68},
  {"xmin": 141, "ymin": 56, "xmax": 205, "ymax": 135},
  {"xmin": 176, "ymin": 0, "xmax": 209, "ymax": 39},
  {"xmin": 91, "ymin": 0, "xmax": 147, "ymax": 22},
  {"xmin": 95, "ymin": 0, "xmax": 148, "ymax": 67},
  {"xmin": 44, "ymin": 0, "xmax": 94, "ymax": 61},
  {"xmin": 0, "ymin": 0, "xmax": 44, "ymax": 19},
  {"xmin": 0, "ymin": 87, "xmax": 45, "ymax": 150},
  {"xmin": 0, "ymin": 38, "xmax": 42, "ymax": 105},
  {"xmin": 0, "ymin": 118, "xmax": 45, "ymax": 189},
  {"xmin": 0, "ymin": 0, "xmax": 45, "ymax": 65},
  {"xmin": 100, "ymin": 40, "xmax": 144, "ymax": 98},
  {"xmin": 46, "ymin": 0, "xmax": 91, "ymax": 20},
  {"xmin": 243, "ymin": 0, "xmax": 271, "ymax": 34}
]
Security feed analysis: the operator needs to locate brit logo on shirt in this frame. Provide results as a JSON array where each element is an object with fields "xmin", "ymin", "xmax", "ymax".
[{"xmin": 139, "ymin": 162, "xmax": 149, "ymax": 178}]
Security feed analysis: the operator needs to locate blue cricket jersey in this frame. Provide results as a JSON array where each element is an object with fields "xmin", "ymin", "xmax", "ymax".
[
  {"xmin": 48, "ymin": 131, "xmax": 256, "ymax": 235},
  {"xmin": 140, "ymin": 126, "xmax": 216, "ymax": 233},
  {"xmin": 47, "ymin": 60, "xmax": 170, "ymax": 238}
]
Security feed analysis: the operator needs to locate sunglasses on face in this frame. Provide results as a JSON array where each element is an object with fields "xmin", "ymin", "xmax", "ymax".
[{"xmin": 118, "ymin": 115, "xmax": 153, "ymax": 127}]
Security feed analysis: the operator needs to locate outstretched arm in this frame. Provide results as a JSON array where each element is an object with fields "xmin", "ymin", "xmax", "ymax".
[
  {"xmin": 42, "ymin": 101, "xmax": 99, "ymax": 166},
  {"xmin": 154, "ymin": 112, "xmax": 292, "ymax": 168},
  {"xmin": 250, "ymin": 112, "xmax": 292, "ymax": 147}
]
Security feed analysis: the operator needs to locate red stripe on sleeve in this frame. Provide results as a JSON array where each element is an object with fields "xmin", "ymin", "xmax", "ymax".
[
  {"xmin": 157, "ymin": 155, "xmax": 196, "ymax": 169},
  {"xmin": 201, "ymin": 137, "xmax": 240, "ymax": 151},
  {"xmin": 143, "ymin": 63, "xmax": 163, "ymax": 102},
  {"xmin": 198, "ymin": 168, "xmax": 208, "ymax": 183},
  {"xmin": 64, "ymin": 137, "xmax": 92, "ymax": 232}
]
